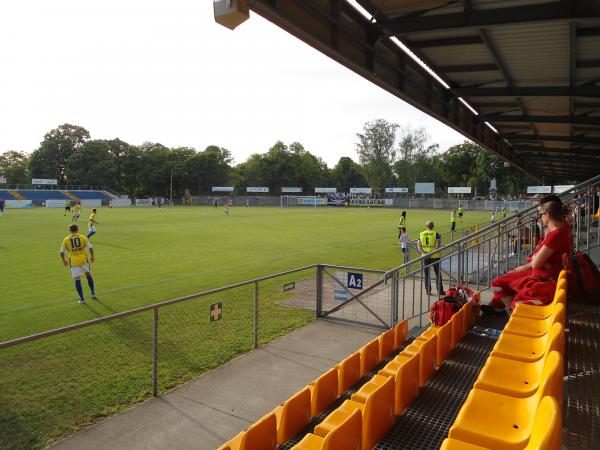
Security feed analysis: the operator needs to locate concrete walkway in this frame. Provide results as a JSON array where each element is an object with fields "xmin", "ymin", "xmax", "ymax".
[{"xmin": 50, "ymin": 320, "xmax": 381, "ymax": 450}]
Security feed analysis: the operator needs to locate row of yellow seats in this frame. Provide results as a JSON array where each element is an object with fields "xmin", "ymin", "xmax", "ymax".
[
  {"xmin": 291, "ymin": 298, "xmax": 480, "ymax": 450},
  {"xmin": 217, "ymin": 320, "xmax": 410, "ymax": 450},
  {"xmin": 442, "ymin": 271, "xmax": 568, "ymax": 450}
]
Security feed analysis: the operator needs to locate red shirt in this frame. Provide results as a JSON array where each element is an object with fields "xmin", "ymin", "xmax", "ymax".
[{"xmin": 528, "ymin": 225, "xmax": 572, "ymax": 278}]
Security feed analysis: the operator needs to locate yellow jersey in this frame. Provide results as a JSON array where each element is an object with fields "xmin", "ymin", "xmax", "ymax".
[
  {"xmin": 75, "ymin": 204, "xmax": 81, "ymax": 212},
  {"xmin": 89, "ymin": 213, "xmax": 97, "ymax": 227},
  {"xmin": 61, "ymin": 233, "xmax": 91, "ymax": 266},
  {"xmin": 419, "ymin": 229, "xmax": 441, "ymax": 258}
]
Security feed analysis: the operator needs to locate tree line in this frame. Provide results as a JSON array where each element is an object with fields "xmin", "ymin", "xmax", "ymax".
[{"xmin": 0, "ymin": 120, "xmax": 540, "ymax": 198}]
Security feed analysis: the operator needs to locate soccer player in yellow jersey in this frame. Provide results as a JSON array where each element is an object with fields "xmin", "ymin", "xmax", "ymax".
[
  {"xmin": 60, "ymin": 224, "xmax": 96, "ymax": 304},
  {"xmin": 87, "ymin": 208, "xmax": 98, "ymax": 238},
  {"xmin": 72, "ymin": 202, "xmax": 81, "ymax": 221}
]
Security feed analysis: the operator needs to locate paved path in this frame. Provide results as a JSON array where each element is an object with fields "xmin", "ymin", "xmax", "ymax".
[{"xmin": 50, "ymin": 320, "xmax": 380, "ymax": 450}]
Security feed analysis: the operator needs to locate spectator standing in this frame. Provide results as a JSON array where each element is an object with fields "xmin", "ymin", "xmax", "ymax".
[
  {"xmin": 416, "ymin": 220, "xmax": 443, "ymax": 295},
  {"xmin": 397, "ymin": 210, "xmax": 407, "ymax": 240},
  {"xmin": 399, "ymin": 227, "xmax": 410, "ymax": 264},
  {"xmin": 450, "ymin": 210, "xmax": 457, "ymax": 231}
]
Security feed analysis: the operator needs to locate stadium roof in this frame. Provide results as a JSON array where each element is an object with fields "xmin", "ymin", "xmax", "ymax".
[{"xmin": 242, "ymin": 0, "xmax": 600, "ymax": 182}]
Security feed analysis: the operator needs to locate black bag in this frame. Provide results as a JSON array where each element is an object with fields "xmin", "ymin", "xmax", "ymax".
[{"xmin": 565, "ymin": 252, "xmax": 600, "ymax": 305}]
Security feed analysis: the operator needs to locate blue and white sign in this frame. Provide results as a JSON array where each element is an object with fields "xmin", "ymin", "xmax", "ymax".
[
  {"xmin": 6, "ymin": 200, "xmax": 32, "ymax": 209},
  {"xmin": 334, "ymin": 290, "xmax": 348, "ymax": 301},
  {"xmin": 415, "ymin": 182, "xmax": 435, "ymax": 194},
  {"xmin": 282, "ymin": 187, "xmax": 302, "ymax": 193},
  {"xmin": 212, "ymin": 186, "xmax": 234, "ymax": 192},
  {"xmin": 315, "ymin": 187, "xmax": 337, "ymax": 194},
  {"xmin": 32, "ymin": 178, "xmax": 57, "ymax": 185},
  {"xmin": 527, "ymin": 186, "xmax": 552, "ymax": 194},
  {"xmin": 247, "ymin": 187, "xmax": 269, "ymax": 193},
  {"xmin": 347, "ymin": 272, "xmax": 363, "ymax": 290},
  {"xmin": 350, "ymin": 187, "xmax": 372, "ymax": 194},
  {"xmin": 385, "ymin": 187, "xmax": 409, "ymax": 193}
]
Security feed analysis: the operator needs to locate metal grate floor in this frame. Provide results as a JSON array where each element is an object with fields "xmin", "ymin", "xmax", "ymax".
[
  {"xmin": 374, "ymin": 314, "xmax": 506, "ymax": 450},
  {"xmin": 566, "ymin": 303, "xmax": 600, "ymax": 449}
]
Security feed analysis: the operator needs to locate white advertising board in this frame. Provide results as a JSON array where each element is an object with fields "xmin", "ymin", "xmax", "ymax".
[
  {"xmin": 527, "ymin": 186, "xmax": 552, "ymax": 194},
  {"xmin": 111, "ymin": 199, "xmax": 132, "ymax": 207},
  {"xmin": 281, "ymin": 187, "xmax": 302, "ymax": 193},
  {"xmin": 32, "ymin": 178, "xmax": 58, "ymax": 185},
  {"xmin": 81, "ymin": 199, "xmax": 102, "ymax": 208},
  {"xmin": 384, "ymin": 199, "xmax": 394, "ymax": 206},
  {"xmin": 0, "ymin": 176, "xmax": 6, "ymax": 183},
  {"xmin": 349, "ymin": 187, "xmax": 372, "ymax": 194},
  {"xmin": 553, "ymin": 185, "xmax": 575, "ymax": 194},
  {"xmin": 385, "ymin": 187, "xmax": 409, "ymax": 193},
  {"xmin": 315, "ymin": 187, "xmax": 337, "ymax": 194},
  {"xmin": 212, "ymin": 186, "xmax": 234, "ymax": 192},
  {"xmin": 45, "ymin": 200, "xmax": 66, "ymax": 208},
  {"xmin": 6, "ymin": 200, "xmax": 32, "ymax": 208},
  {"xmin": 246, "ymin": 187, "xmax": 269, "ymax": 193},
  {"xmin": 448, "ymin": 187, "xmax": 472, "ymax": 194},
  {"xmin": 415, "ymin": 182, "xmax": 435, "ymax": 194},
  {"xmin": 135, "ymin": 198, "xmax": 153, "ymax": 207}
]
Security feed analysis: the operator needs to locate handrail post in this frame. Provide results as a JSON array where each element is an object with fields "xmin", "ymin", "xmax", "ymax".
[
  {"xmin": 254, "ymin": 281, "xmax": 259, "ymax": 349},
  {"xmin": 152, "ymin": 306, "xmax": 158, "ymax": 398},
  {"xmin": 316, "ymin": 264, "xmax": 323, "ymax": 318},
  {"xmin": 391, "ymin": 270, "xmax": 398, "ymax": 326}
]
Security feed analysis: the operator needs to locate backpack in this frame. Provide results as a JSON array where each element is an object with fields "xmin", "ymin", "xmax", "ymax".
[
  {"xmin": 430, "ymin": 295, "xmax": 466, "ymax": 326},
  {"xmin": 565, "ymin": 252, "xmax": 600, "ymax": 305}
]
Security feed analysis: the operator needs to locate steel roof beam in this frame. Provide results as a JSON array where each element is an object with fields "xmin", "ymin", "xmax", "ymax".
[
  {"xmin": 577, "ymin": 59, "xmax": 600, "ymax": 69},
  {"xmin": 409, "ymin": 36, "xmax": 483, "ymax": 48},
  {"xmin": 437, "ymin": 63, "xmax": 498, "ymax": 73},
  {"xmin": 452, "ymin": 86, "xmax": 600, "ymax": 97},
  {"xmin": 381, "ymin": 1, "xmax": 600, "ymax": 36},
  {"xmin": 481, "ymin": 115, "xmax": 600, "ymax": 125},
  {"xmin": 578, "ymin": 27, "xmax": 600, "ymax": 36},
  {"xmin": 506, "ymin": 134, "xmax": 600, "ymax": 145}
]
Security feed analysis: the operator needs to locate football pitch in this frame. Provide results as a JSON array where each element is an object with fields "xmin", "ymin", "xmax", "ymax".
[{"xmin": 0, "ymin": 206, "xmax": 490, "ymax": 449}]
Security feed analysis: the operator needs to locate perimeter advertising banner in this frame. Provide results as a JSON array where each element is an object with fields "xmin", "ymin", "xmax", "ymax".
[
  {"xmin": 385, "ymin": 187, "xmax": 409, "ymax": 193},
  {"xmin": 349, "ymin": 187, "xmax": 372, "ymax": 194},
  {"xmin": 32, "ymin": 178, "xmax": 58, "ymax": 185},
  {"xmin": 350, "ymin": 199, "xmax": 384, "ymax": 207},
  {"xmin": 45, "ymin": 200, "xmax": 66, "ymax": 208},
  {"xmin": 135, "ymin": 198, "xmax": 153, "ymax": 207},
  {"xmin": 527, "ymin": 186, "xmax": 552, "ymax": 194},
  {"xmin": 315, "ymin": 187, "xmax": 337, "ymax": 194},
  {"xmin": 212, "ymin": 186, "xmax": 234, "ymax": 192},
  {"xmin": 415, "ymin": 183, "xmax": 435, "ymax": 194},
  {"xmin": 553, "ymin": 185, "xmax": 575, "ymax": 194},
  {"xmin": 247, "ymin": 187, "xmax": 269, "ymax": 193},
  {"xmin": 448, "ymin": 187, "xmax": 472, "ymax": 194},
  {"xmin": 281, "ymin": 187, "xmax": 302, "ymax": 193},
  {"xmin": 6, "ymin": 200, "xmax": 32, "ymax": 208}
]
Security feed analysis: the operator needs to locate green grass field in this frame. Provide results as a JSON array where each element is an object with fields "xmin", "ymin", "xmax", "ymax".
[{"xmin": 0, "ymin": 206, "xmax": 490, "ymax": 449}]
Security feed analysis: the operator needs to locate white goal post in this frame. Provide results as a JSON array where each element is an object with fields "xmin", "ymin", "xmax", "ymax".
[{"xmin": 280, "ymin": 195, "xmax": 326, "ymax": 208}]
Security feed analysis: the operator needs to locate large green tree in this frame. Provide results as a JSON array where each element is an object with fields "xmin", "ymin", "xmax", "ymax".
[
  {"xmin": 331, "ymin": 157, "xmax": 366, "ymax": 192},
  {"xmin": 65, "ymin": 140, "xmax": 116, "ymax": 186},
  {"xmin": 30, "ymin": 124, "xmax": 90, "ymax": 183},
  {"xmin": 355, "ymin": 119, "xmax": 398, "ymax": 190},
  {"xmin": 0, "ymin": 150, "xmax": 30, "ymax": 184}
]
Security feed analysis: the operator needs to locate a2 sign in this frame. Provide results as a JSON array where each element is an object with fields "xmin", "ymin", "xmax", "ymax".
[{"xmin": 347, "ymin": 272, "xmax": 363, "ymax": 290}]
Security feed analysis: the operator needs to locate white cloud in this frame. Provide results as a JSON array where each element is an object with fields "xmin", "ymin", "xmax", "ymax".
[{"xmin": 0, "ymin": 0, "xmax": 466, "ymax": 166}]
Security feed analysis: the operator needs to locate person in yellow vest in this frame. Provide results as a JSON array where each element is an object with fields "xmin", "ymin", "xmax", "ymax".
[
  {"xmin": 416, "ymin": 220, "xmax": 443, "ymax": 295},
  {"xmin": 458, "ymin": 204, "xmax": 464, "ymax": 224},
  {"xmin": 501, "ymin": 206, "xmax": 507, "ymax": 219},
  {"xmin": 450, "ymin": 210, "xmax": 457, "ymax": 231},
  {"xmin": 397, "ymin": 210, "xmax": 407, "ymax": 240}
]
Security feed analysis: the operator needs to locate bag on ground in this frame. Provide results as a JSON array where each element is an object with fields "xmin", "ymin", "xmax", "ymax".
[
  {"xmin": 565, "ymin": 252, "xmax": 600, "ymax": 305},
  {"xmin": 430, "ymin": 295, "xmax": 466, "ymax": 326}
]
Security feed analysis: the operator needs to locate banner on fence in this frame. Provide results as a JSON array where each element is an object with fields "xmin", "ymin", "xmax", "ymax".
[
  {"xmin": 350, "ymin": 199, "xmax": 384, "ymax": 207},
  {"xmin": 384, "ymin": 199, "xmax": 394, "ymax": 206},
  {"xmin": 385, "ymin": 187, "xmax": 409, "ymax": 193},
  {"xmin": 281, "ymin": 187, "xmax": 302, "ymax": 193},
  {"xmin": 6, "ymin": 200, "xmax": 32, "ymax": 209},
  {"xmin": 247, "ymin": 187, "xmax": 269, "ymax": 193},
  {"xmin": 415, "ymin": 182, "xmax": 435, "ymax": 194},
  {"xmin": 110, "ymin": 199, "xmax": 132, "ymax": 207},
  {"xmin": 45, "ymin": 200, "xmax": 66, "ymax": 208},
  {"xmin": 527, "ymin": 186, "xmax": 552, "ymax": 194},
  {"xmin": 350, "ymin": 187, "xmax": 372, "ymax": 194},
  {"xmin": 315, "ymin": 187, "xmax": 337, "ymax": 194},
  {"xmin": 334, "ymin": 272, "xmax": 348, "ymax": 301},
  {"xmin": 32, "ymin": 178, "xmax": 57, "ymax": 185},
  {"xmin": 299, "ymin": 197, "xmax": 326, "ymax": 206},
  {"xmin": 135, "ymin": 198, "xmax": 153, "ymax": 207},
  {"xmin": 553, "ymin": 185, "xmax": 575, "ymax": 194},
  {"xmin": 212, "ymin": 186, "xmax": 234, "ymax": 192},
  {"xmin": 81, "ymin": 199, "xmax": 102, "ymax": 208},
  {"xmin": 448, "ymin": 187, "xmax": 472, "ymax": 194}
]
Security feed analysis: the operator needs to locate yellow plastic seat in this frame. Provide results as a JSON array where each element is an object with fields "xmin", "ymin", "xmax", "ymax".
[
  {"xmin": 402, "ymin": 333, "xmax": 437, "ymax": 387},
  {"xmin": 358, "ymin": 338, "xmax": 380, "ymax": 376},
  {"xmin": 378, "ymin": 328, "xmax": 395, "ymax": 360},
  {"xmin": 216, "ymin": 445, "xmax": 232, "ymax": 450},
  {"xmin": 474, "ymin": 325, "xmax": 564, "ymax": 398},
  {"xmin": 463, "ymin": 299, "xmax": 479, "ymax": 331},
  {"xmin": 291, "ymin": 408, "xmax": 361, "ymax": 450},
  {"xmin": 336, "ymin": 352, "xmax": 360, "ymax": 396},
  {"xmin": 416, "ymin": 322, "xmax": 451, "ymax": 366},
  {"xmin": 513, "ymin": 288, "xmax": 566, "ymax": 320},
  {"xmin": 504, "ymin": 303, "xmax": 565, "ymax": 338},
  {"xmin": 442, "ymin": 396, "xmax": 561, "ymax": 450},
  {"xmin": 225, "ymin": 412, "xmax": 277, "ymax": 450},
  {"xmin": 490, "ymin": 322, "xmax": 563, "ymax": 363},
  {"xmin": 272, "ymin": 387, "xmax": 311, "ymax": 445},
  {"xmin": 558, "ymin": 269, "xmax": 568, "ymax": 280},
  {"xmin": 379, "ymin": 351, "xmax": 420, "ymax": 414},
  {"xmin": 309, "ymin": 368, "xmax": 338, "ymax": 418},
  {"xmin": 394, "ymin": 319, "xmax": 408, "ymax": 349},
  {"xmin": 450, "ymin": 308, "xmax": 465, "ymax": 349},
  {"xmin": 315, "ymin": 375, "xmax": 394, "ymax": 450},
  {"xmin": 448, "ymin": 351, "xmax": 563, "ymax": 450}
]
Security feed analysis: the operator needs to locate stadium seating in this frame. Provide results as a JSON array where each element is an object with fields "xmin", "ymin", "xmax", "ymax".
[
  {"xmin": 336, "ymin": 352, "xmax": 360, "ymax": 396},
  {"xmin": 70, "ymin": 190, "xmax": 112, "ymax": 203},
  {"xmin": 221, "ymin": 412, "xmax": 277, "ymax": 450},
  {"xmin": 18, "ymin": 190, "xmax": 68, "ymax": 202},
  {"xmin": 291, "ymin": 408, "xmax": 361, "ymax": 450},
  {"xmin": 0, "ymin": 190, "xmax": 15, "ymax": 200},
  {"xmin": 414, "ymin": 321, "xmax": 452, "ymax": 366},
  {"xmin": 272, "ymin": 387, "xmax": 311, "ymax": 445},
  {"xmin": 512, "ymin": 286, "xmax": 566, "ymax": 320},
  {"xmin": 393, "ymin": 320, "xmax": 408, "ymax": 349},
  {"xmin": 378, "ymin": 328, "xmax": 395, "ymax": 360},
  {"xmin": 490, "ymin": 321, "xmax": 564, "ymax": 363},
  {"xmin": 402, "ymin": 333, "xmax": 437, "ymax": 386},
  {"xmin": 358, "ymin": 338, "xmax": 380, "ymax": 376},
  {"xmin": 450, "ymin": 307, "xmax": 466, "ymax": 349},
  {"xmin": 379, "ymin": 351, "xmax": 420, "ymax": 414},
  {"xmin": 308, "ymin": 368, "xmax": 338, "ymax": 418},
  {"xmin": 440, "ymin": 396, "xmax": 561, "ymax": 450}
]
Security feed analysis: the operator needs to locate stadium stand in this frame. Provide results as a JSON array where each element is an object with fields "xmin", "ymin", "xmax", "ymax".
[
  {"xmin": 0, "ymin": 189, "xmax": 112, "ymax": 205},
  {"xmin": 0, "ymin": 190, "xmax": 15, "ymax": 200},
  {"xmin": 70, "ymin": 190, "xmax": 112, "ymax": 203}
]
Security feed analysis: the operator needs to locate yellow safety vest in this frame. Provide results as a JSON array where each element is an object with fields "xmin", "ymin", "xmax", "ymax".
[
  {"xmin": 450, "ymin": 214, "xmax": 457, "ymax": 223},
  {"xmin": 419, "ymin": 229, "xmax": 440, "ymax": 258},
  {"xmin": 398, "ymin": 216, "xmax": 406, "ymax": 228}
]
